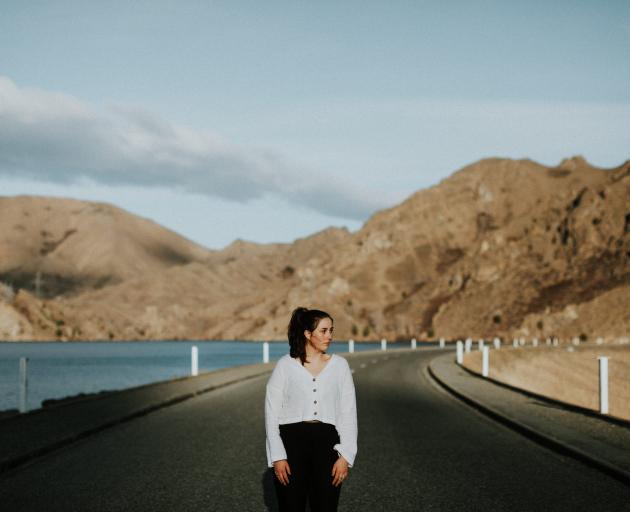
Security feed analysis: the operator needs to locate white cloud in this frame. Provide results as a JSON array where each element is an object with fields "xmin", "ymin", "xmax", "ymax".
[{"xmin": 0, "ymin": 76, "xmax": 388, "ymax": 220}]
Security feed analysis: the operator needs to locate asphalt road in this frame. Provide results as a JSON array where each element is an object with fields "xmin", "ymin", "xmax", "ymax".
[{"xmin": 1, "ymin": 349, "xmax": 629, "ymax": 511}]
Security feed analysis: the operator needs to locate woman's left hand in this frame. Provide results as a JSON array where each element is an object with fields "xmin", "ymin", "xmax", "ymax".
[{"xmin": 331, "ymin": 455, "xmax": 349, "ymax": 487}]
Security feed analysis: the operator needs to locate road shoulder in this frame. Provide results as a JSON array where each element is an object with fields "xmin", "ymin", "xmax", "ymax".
[
  {"xmin": 429, "ymin": 352, "xmax": 630, "ymax": 486},
  {"xmin": 0, "ymin": 362, "xmax": 272, "ymax": 474}
]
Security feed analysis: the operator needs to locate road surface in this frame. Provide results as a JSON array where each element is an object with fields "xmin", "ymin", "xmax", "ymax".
[{"xmin": 1, "ymin": 349, "xmax": 628, "ymax": 511}]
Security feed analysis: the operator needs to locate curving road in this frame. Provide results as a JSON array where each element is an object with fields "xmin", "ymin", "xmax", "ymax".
[{"xmin": 1, "ymin": 349, "xmax": 629, "ymax": 511}]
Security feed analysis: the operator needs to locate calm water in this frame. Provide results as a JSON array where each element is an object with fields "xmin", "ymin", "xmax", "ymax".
[{"xmin": 0, "ymin": 340, "xmax": 414, "ymax": 413}]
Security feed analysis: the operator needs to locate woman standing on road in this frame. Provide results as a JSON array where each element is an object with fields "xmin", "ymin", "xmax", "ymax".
[{"xmin": 265, "ymin": 307, "xmax": 358, "ymax": 512}]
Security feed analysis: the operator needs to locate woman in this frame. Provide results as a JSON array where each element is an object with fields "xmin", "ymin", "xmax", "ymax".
[{"xmin": 265, "ymin": 307, "xmax": 358, "ymax": 512}]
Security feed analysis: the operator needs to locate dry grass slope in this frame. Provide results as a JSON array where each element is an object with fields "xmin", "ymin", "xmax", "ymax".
[{"xmin": 463, "ymin": 344, "xmax": 630, "ymax": 421}]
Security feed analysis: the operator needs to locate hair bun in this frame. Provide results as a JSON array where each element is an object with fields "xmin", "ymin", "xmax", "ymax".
[{"xmin": 292, "ymin": 306, "xmax": 309, "ymax": 324}]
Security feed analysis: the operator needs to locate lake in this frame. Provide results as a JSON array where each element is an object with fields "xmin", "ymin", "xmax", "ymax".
[{"xmin": 0, "ymin": 340, "xmax": 418, "ymax": 413}]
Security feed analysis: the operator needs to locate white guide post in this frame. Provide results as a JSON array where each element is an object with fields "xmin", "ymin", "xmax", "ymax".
[
  {"xmin": 465, "ymin": 338, "xmax": 472, "ymax": 353},
  {"xmin": 456, "ymin": 341, "xmax": 464, "ymax": 365},
  {"xmin": 263, "ymin": 342, "xmax": 270, "ymax": 363},
  {"xmin": 478, "ymin": 339, "xmax": 484, "ymax": 351},
  {"xmin": 191, "ymin": 345, "xmax": 199, "ymax": 376},
  {"xmin": 19, "ymin": 357, "xmax": 28, "ymax": 413},
  {"xmin": 553, "ymin": 337, "xmax": 559, "ymax": 347},
  {"xmin": 381, "ymin": 338, "xmax": 387, "ymax": 351},
  {"xmin": 546, "ymin": 337, "xmax": 551, "ymax": 346},
  {"xmin": 439, "ymin": 338, "xmax": 445, "ymax": 349},
  {"xmin": 598, "ymin": 356, "xmax": 609, "ymax": 414},
  {"xmin": 596, "ymin": 337, "xmax": 604, "ymax": 345},
  {"xmin": 411, "ymin": 338, "xmax": 417, "ymax": 350},
  {"xmin": 532, "ymin": 338, "xmax": 539, "ymax": 348},
  {"xmin": 349, "ymin": 339, "xmax": 355, "ymax": 353},
  {"xmin": 482, "ymin": 346, "xmax": 489, "ymax": 377},
  {"xmin": 512, "ymin": 338, "xmax": 518, "ymax": 348},
  {"xmin": 493, "ymin": 337, "xmax": 501, "ymax": 349}
]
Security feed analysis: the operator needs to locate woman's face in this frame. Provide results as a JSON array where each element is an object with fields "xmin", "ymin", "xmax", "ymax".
[{"xmin": 305, "ymin": 317, "xmax": 333, "ymax": 353}]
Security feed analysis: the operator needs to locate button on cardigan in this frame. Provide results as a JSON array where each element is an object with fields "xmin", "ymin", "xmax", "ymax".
[{"xmin": 265, "ymin": 353, "xmax": 358, "ymax": 468}]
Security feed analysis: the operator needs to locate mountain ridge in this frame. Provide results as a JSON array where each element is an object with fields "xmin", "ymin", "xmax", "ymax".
[{"xmin": 1, "ymin": 155, "xmax": 628, "ymax": 341}]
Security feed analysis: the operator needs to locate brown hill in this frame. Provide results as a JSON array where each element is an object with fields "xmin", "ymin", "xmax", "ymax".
[
  {"xmin": 1, "ymin": 156, "xmax": 629, "ymax": 341},
  {"xmin": 0, "ymin": 195, "xmax": 212, "ymax": 297}
]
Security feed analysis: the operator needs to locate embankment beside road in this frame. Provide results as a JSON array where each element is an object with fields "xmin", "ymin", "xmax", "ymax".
[
  {"xmin": 462, "ymin": 344, "xmax": 630, "ymax": 421},
  {"xmin": 0, "ymin": 360, "xmax": 274, "ymax": 474}
]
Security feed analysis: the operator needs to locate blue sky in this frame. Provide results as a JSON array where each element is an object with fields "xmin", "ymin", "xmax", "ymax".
[{"xmin": 1, "ymin": 1, "xmax": 629, "ymax": 249}]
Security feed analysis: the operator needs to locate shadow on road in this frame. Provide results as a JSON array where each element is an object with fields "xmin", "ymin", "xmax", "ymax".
[
  {"xmin": 262, "ymin": 468, "xmax": 279, "ymax": 511},
  {"xmin": 262, "ymin": 467, "xmax": 317, "ymax": 511}
]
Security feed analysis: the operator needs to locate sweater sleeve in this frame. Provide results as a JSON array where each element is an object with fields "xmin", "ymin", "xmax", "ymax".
[
  {"xmin": 333, "ymin": 359, "xmax": 358, "ymax": 467},
  {"xmin": 265, "ymin": 358, "xmax": 288, "ymax": 467}
]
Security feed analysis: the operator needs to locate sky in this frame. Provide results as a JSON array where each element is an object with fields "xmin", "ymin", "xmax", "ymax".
[{"xmin": 1, "ymin": 0, "xmax": 629, "ymax": 249}]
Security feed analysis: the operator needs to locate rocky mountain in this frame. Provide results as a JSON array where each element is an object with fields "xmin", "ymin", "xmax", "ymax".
[{"xmin": 1, "ymin": 156, "xmax": 628, "ymax": 342}]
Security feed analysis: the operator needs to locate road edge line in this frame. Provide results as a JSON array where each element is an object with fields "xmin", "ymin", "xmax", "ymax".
[
  {"xmin": 0, "ymin": 370, "xmax": 270, "ymax": 476},
  {"xmin": 427, "ymin": 357, "xmax": 630, "ymax": 487}
]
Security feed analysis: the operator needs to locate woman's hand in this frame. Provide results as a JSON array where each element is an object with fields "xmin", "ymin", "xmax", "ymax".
[
  {"xmin": 273, "ymin": 459, "xmax": 291, "ymax": 486},
  {"xmin": 331, "ymin": 455, "xmax": 349, "ymax": 487}
]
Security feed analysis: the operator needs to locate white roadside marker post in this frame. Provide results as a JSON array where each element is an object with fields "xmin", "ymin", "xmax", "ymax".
[
  {"xmin": 546, "ymin": 337, "xmax": 551, "ymax": 346},
  {"xmin": 478, "ymin": 339, "xmax": 485, "ymax": 351},
  {"xmin": 456, "ymin": 341, "xmax": 464, "ymax": 365},
  {"xmin": 493, "ymin": 337, "xmax": 501, "ymax": 350},
  {"xmin": 19, "ymin": 357, "xmax": 28, "ymax": 413},
  {"xmin": 512, "ymin": 338, "xmax": 518, "ymax": 348},
  {"xmin": 482, "ymin": 346, "xmax": 489, "ymax": 377},
  {"xmin": 263, "ymin": 342, "xmax": 269, "ymax": 363},
  {"xmin": 532, "ymin": 338, "xmax": 539, "ymax": 348},
  {"xmin": 596, "ymin": 337, "xmax": 604, "ymax": 346},
  {"xmin": 598, "ymin": 356, "xmax": 609, "ymax": 415},
  {"xmin": 349, "ymin": 339, "xmax": 355, "ymax": 353},
  {"xmin": 381, "ymin": 338, "xmax": 387, "ymax": 351},
  {"xmin": 465, "ymin": 338, "xmax": 472, "ymax": 353},
  {"xmin": 411, "ymin": 338, "xmax": 417, "ymax": 350},
  {"xmin": 439, "ymin": 338, "xmax": 445, "ymax": 349},
  {"xmin": 191, "ymin": 346, "xmax": 199, "ymax": 376}
]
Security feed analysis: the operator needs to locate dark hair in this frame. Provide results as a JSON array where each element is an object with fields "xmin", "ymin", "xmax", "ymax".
[{"xmin": 288, "ymin": 307, "xmax": 333, "ymax": 365}]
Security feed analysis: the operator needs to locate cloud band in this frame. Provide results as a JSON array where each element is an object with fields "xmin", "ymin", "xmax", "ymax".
[{"xmin": 0, "ymin": 76, "xmax": 385, "ymax": 220}]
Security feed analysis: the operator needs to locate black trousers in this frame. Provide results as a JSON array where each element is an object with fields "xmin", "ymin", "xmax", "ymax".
[{"xmin": 273, "ymin": 421, "xmax": 342, "ymax": 512}]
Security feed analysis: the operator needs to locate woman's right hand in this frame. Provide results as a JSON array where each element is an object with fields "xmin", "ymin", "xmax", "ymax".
[{"xmin": 273, "ymin": 459, "xmax": 291, "ymax": 486}]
